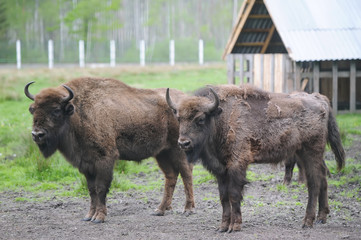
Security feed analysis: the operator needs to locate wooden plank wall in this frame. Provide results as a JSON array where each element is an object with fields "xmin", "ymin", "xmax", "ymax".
[
  {"xmin": 226, "ymin": 54, "xmax": 361, "ymax": 113},
  {"xmin": 230, "ymin": 53, "xmax": 292, "ymax": 93}
]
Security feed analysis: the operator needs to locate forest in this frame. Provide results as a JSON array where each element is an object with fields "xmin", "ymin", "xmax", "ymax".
[{"xmin": 0, "ymin": 0, "xmax": 243, "ymax": 64}]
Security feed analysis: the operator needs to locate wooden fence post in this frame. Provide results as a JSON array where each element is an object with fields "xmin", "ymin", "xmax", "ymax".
[
  {"xmin": 48, "ymin": 40, "xmax": 54, "ymax": 69},
  {"xmin": 169, "ymin": 40, "xmax": 175, "ymax": 66},
  {"xmin": 79, "ymin": 40, "xmax": 85, "ymax": 68},
  {"xmin": 16, "ymin": 40, "xmax": 21, "ymax": 69},
  {"xmin": 140, "ymin": 40, "xmax": 145, "ymax": 66},
  {"xmin": 198, "ymin": 39, "xmax": 204, "ymax": 65},
  {"xmin": 110, "ymin": 40, "xmax": 116, "ymax": 67}
]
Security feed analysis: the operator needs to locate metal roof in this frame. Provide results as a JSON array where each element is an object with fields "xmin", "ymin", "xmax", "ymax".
[
  {"xmin": 224, "ymin": 0, "xmax": 361, "ymax": 61},
  {"xmin": 264, "ymin": 0, "xmax": 361, "ymax": 61}
]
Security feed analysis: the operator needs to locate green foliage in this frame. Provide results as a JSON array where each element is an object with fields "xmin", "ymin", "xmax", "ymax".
[{"xmin": 193, "ymin": 165, "xmax": 215, "ymax": 185}]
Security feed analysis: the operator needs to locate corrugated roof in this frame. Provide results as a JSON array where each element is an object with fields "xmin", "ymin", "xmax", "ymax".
[
  {"xmin": 264, "ymin": 0, "xmax": 361, "ymax": 61},
  {"xmin": 224, "ymin": 0, "xmax": 361, "ymax": 61}
]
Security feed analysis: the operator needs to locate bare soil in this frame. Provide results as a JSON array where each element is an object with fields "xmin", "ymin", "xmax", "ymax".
[{"xmin": 1, "ymin": 136, "xmax": 360, "ymax": 240}]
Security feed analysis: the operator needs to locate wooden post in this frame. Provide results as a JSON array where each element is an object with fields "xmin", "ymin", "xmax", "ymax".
[
  {"xmin": 48, "ymin": 40, "xmax": 54, "ymax": 69},
  {"xmin": 249, "ymin": 54, "xmax": 254, "ymax": 84},
  {"xmin": 313, "ymin": 61, "xmax": 320, "ymax": 93},
  {"xmin": 259, "ymin": 54, "xmax": 264, "ymax": 89},
  {"xmin": 110, "ymin": 40, "xmax": 116, "ymax": 67},
  {"xmin": 332, "ymin": 61, "xmax": 338, "ymax": 114},
  {"xmin": 79, "ymin": 40, "xmax": 85, "ymax": 68},
  {"xmin": 198, "ymin": 39, "xmax": 204, "ymax": 65},
  {"xmin": 169, "ymin": 39, "xmax": 175, "ymax": 66},
  {"xmin": 140, "ymin": 40, "xmax": 145, "ymax": 66},
  {"xmin": 294, "ymin": 62, "xmax": 300, "ymax": 91},
  {"xmin": 227, "ymin": 54, "xmax": 235, "ymax": 84},
  {"xmin": 239, "ymin": 54, "xmax": 244, "ymax": 84},
  {"xmin": 270, "ymin": 54, "xmax": 275, "ymax": 92},
  {"xmin": 350, "ymin": 61, "xmax": 356, "ymax": 112},
  {"xmin": 16, "ymin": 40, "xmax": 21, "ymax": 69}
]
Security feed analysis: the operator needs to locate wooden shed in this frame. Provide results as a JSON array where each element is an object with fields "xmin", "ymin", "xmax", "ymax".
[{"xmin": 223, "ymin": 0, "xmax": 361, "ymax": 113}]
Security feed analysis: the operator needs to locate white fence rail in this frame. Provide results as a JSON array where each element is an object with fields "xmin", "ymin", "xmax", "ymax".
[{"xmin": 14, "ymin": 39, "xmax": 206, "ymax": 69}]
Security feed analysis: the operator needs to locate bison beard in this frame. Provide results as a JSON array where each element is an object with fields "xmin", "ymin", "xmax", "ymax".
[
  {"xmin": 25, "ymin": 78, "xmax": 195, "ymax": 223},
  {"xmin": 167, "ymin": 84, "xmax": 345, "ymax": 233}
]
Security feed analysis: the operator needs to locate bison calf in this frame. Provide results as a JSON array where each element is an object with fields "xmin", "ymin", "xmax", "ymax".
[
  {"xmin": 166, "ymin": 84, "xmax": 345, "ymax": 232},
  {"xmin": 25, "ymin": 77, "xmax": 195, "ymax": 223}
]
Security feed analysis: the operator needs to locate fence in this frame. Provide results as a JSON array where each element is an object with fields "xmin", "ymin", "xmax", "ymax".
[{"xmin": 12, "ymin": 39, "xmax": 209, "ymax": 69}]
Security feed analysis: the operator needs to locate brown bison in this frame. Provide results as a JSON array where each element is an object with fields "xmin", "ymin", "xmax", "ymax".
[
  {"xmin": 24, "ymin": 77, "xmax": 195, "ymax": 223},
  {"xmin": 166, "ymin": 84, "xmax": 345, "ymax": 232}
]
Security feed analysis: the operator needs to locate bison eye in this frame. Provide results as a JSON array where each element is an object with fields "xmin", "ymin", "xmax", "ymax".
[
  {"xmin": 196, "ymin": 116, "xmax": 206, "ymax": 125},
  {"xmin": 29, "ymin": 106, "xmax": 35, "ymax": 114},
  {"xmin": 52, "ymin": 108, "xmax": 62, "ymax": 117}
]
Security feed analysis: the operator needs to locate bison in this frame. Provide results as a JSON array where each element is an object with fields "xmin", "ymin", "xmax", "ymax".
[
  {"xmin": 24, "ymin": 77, "xmax": 195, "ymax": 223},
  {"xmin": 166, "ymin": 84, "xmax": 345, "ymax": 232}
]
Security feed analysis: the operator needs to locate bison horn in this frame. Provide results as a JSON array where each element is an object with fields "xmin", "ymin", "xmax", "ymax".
[
  {"xmin": 166, "ymin": 88, "xmax": 177, "ymax": 112},
  {"xmin": 24, "ymin": 81, "xmax": 35, "ymax": 101},
  {"xmin": 62, "ymin": 85, "xmax": 74, "ymax": 102},
  {"xmin": 206, "ymin": 88, "xmax": 219, "ymax": 113}
]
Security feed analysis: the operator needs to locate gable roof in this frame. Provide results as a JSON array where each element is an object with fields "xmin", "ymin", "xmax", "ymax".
[{"xmin": 223, "ymin": 0, "xmax": 361, "ymax": 62}]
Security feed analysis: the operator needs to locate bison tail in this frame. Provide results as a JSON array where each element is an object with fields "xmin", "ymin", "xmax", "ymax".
[{"xmin": 327, "ymin": 110, "xmax": 346, "ymax": 171}]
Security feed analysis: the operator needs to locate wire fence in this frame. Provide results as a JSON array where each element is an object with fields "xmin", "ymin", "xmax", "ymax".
[{"xmin": 0, "ymin": 39, "xmax": 223, "ymax": 69}]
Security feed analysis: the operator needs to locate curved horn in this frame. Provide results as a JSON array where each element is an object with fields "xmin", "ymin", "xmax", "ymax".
[
  {"xmin": 24, "ymin": 81, "xmax": 35, "ymax": 101},
  {"xmin": 166, "ymin": 88, "xmax": 177, "ymax": 112},
  {"xmin": 206, "ymin": 88, "xmax": 219, "ymax": 113},
  {"xmin": 62, "ymin": 85, "xmax": 74, "ymax": 102}
]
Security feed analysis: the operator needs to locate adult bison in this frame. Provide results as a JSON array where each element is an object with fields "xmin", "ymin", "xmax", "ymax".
[
  {"xmin": 24, "ymin": 77, "xmax": 195, "ymax": 223},
  {"xmin": 166, "ymin": 84, "xmax": 345, "ymax": 232}
]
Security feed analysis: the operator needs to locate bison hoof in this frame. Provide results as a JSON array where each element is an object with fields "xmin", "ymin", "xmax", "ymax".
[
  {"xmin": 316, "ymin": 219, "xmax": 326, "ymax": 224},
  {"xmin": 91, "ymin": 219, "xmax": 104, "ymax": 224},
  {"xmin": 182, "ymin": 209, "xmax": 195, "ymax": 217},
  {"xmin": 81, "ymin": 217, "xmax": 92, "ymax": 221},
  {"xmin": 151, "ymin": 209, "xmax": 165, "ymax": 216}
]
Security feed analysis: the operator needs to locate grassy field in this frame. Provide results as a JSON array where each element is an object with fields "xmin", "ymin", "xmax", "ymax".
[{"xmin": 0, "ymin": 64, "xmax": 360, "ymax": 200}]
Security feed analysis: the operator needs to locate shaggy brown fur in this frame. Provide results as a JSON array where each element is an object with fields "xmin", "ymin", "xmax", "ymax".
[
  {"xmin": 25, "ymin": 78, "xmax": 195, "ymax": 223},
  {"xmin": 166, "ymin": 84, "xmax": 345, "ymax": 232}
]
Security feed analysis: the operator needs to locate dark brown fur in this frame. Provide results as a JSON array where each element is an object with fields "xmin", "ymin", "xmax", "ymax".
[
  {"xmin": 167, "ymin": 84, "xmax": 345, "ymax": 232},
  {"xmin": 26, "ymin": 77, "xmax": 195, "ymax": 223}
]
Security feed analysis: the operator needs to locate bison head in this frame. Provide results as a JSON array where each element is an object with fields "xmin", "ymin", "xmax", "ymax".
[
  {"xmin": 25, "ymin": 82, "xmax": 75, "ymax": 158},
  {"xmin": 166, "ymin": 87, "xmax": 222, "ymax": 163}
]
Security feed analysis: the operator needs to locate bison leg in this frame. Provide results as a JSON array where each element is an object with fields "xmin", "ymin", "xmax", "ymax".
[
  {"xmin": 300, "ymin": 150, "xmax": 323, "ymax": 228},
  {"xmin": 227, "ymin": 168, "xmax": 247, "ymax": 233},
  {"xmin": 178, "ymin": 156, "xmax": 195, "ymax": 216},
  {"xmin": 316, "ymin": 162, "xmax": 330, "ymax": 224},
  {"xmin": 82, "ymin": 173, "xmax": 97, "ymax": 221},
  {"xmin": 283, "ymin": 156, "xmax": 296, "ymax": 185},
  {"xmin": 154, "ymin": 150, "xmax": 179, "ymax": 216},
  {"xmin": 89, "ymin": 161, "xmax": 113, "ymax": 223},
  {"xmin": 216, "ymin": 175, "xmax": 231, "ymax": 232},
  {"xmin": 297, "ymin": 161, "xmax": 306, "ymax": 184}
]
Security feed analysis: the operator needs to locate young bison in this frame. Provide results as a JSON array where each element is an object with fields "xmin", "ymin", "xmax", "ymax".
[
  {"xmin": 166, "ymin": 84, "xmax": 345, "ymax": 232},
  {"xmin": 25, "ymin": 78, "xmax": 195, "ymax": 223}
]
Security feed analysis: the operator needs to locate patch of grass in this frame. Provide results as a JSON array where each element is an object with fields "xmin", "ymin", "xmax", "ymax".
[
  {"xmin": 193, "ymin": 165, "xmax": 215, "ymax": 185},
  {"xmin": 276, "ymin": 184, "xmax": 289, "ymax": 193},
  {"xmin": 15, "ymin": 197, "xmax": 31, "ymax": 202}
]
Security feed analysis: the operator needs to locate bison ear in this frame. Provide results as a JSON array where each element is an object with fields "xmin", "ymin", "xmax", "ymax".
[{"xmin": 65, "ymin": 103, "xmax": 75, "ymax": 116}]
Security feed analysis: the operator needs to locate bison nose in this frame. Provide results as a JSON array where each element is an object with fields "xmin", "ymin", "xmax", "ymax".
[
  {"xmin": 178, "ymin": 139, "xmax": 191, "ymax": 149},
  {"xmin": 32, "ymin": 130, "xmax": 46, "ymax": 143}
]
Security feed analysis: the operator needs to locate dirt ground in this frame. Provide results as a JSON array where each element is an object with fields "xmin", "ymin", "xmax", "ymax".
[{"xmin": 1, "ymin": 136, "xmax": 360, "ymax": 240}]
